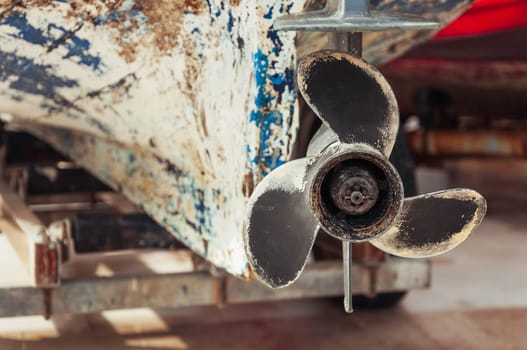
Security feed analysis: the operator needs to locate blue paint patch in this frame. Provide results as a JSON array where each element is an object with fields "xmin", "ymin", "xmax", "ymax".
[
  {"xmin": 61, "ymin": 30, "xmax": 102, "ymax": 70},
  {"xmin": 203, "ymin": 0, "xmax": 212, "ymax": 17},
  {"xmin": 0, "ymin": 50, "xmax": 78, "ymax": 99},
  {"xmin": 179, "ymin": 181, "xmax": 218, "ymax": 238},
  {"xmin": 246, "ymin": 0, "xmax": 297, "ymax": 177},
  {"xmin": 251, "ymin": 110, "xmax": 285, "ymax": 171},
  {"xmin": 1, "ymin": 11, "xmax": 103, "ymax": 71},
  {"xmin": 2, "ymin": 11, "xmax": 49, "ymax": 45},
  {"xmin": 227, "ymin": 12, "xmax": 235, "ymax": 34},
  {"xmin": 192, "ymin": 188, "xmax": 208, "ymax": 226},
  {"xmin": 247, "ymin": 48, "xmax": 295, "ymax": 176},
  {"xmin": 263, "ymin": 6, "xmax": 274, "ymax": 19},
  {"xmin": 269, "ymin": 67, "xmax": 294, "ymax": 104},
  {"xmin": 267, "ymin": 29, "xmax": 284, "ymax": 56}
]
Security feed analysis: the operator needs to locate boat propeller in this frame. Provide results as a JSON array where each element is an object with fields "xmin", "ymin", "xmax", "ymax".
[{"xmin": 244, "ymin": 50, "xmax": 487, "ymax": 311}]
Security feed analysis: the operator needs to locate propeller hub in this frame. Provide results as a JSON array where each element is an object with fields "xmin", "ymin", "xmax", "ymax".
[
  {"xmin": 310, "ymin": 144, "xmax": 403, "ymax": 242},
  {"xmin": 329, "ymin": 165, "xmax": 379, "ymax": 215}
]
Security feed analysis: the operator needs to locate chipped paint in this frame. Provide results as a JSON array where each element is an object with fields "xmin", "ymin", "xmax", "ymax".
[
  {"xmin": 23, "ymin": 124, "xmax": 252, "ymax": 277},
  {"xmin": 0, "ymin": 50, "xmax": 79, "ymax": 99},
  {"xmin": 248, "ymin": 47, "xmax": 296, "ymax": 179},
  {"xmin": 1, "ymin": 11, "xmax": 103, "ymax": 70},
  {"xmin": 246, "ymin": 2, "xmax": 297, "ymax": 181}
]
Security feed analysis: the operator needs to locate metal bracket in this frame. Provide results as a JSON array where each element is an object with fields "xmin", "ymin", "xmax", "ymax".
[
  {"xmin": 0, "ymin": 182, "xmax": 60, "ymax": 288},
  {"xmin": 0, "ymin": 182, "xmax": 60, "ymax": 319},
  {"xmin": 0, "ymin": 259, "xmax": 430, "ymax": 318},
  {"xmin": 274, "ymin": 0, "xmax": 439, "ymax": 32}
]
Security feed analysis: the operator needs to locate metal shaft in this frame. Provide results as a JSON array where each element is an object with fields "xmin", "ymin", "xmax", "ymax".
[
  {"xmin": 342, "ymin": 0, "xmax": 369, "ymax": 14},
  {"xmin": 328, "ymin": 30, "xmax": 364, "ymax": 314},
  {"xmin": 343, "ymin": 240, "xmax": 353, "ymax": 313},
  {"xmin": 328, "ymin": 31, "xmax": 363, "ymax": 57}
]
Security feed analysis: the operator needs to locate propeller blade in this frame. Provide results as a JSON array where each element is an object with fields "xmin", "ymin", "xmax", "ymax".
[
  {"xmin": 297, "ymin": 50, "xmax": 399, "ymax": 157},
  {"xmin": 370, "ymin": 189, "xmax": 487, "ymax": 258},
  {"xmin": 244, "ymin": 158, "xmax": 319, "ymax": 288}
]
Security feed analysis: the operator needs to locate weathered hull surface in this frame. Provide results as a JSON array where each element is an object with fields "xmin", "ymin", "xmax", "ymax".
[
  {"xmin": 1, "ymin": 0, "xmax": 302, "ymax": 278},
  {"xmin": 0, "ymin": 0, "xmax": 473, "ymax": 278}
]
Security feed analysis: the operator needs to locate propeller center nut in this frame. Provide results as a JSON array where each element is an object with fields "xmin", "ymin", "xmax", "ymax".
[
  {"xmin": 329, "ymin": 166, "xmax": 380, "ymax": 215},
  {"xmin": 349, "ymin": 191, "xmax": 364, "ymax": 205}
]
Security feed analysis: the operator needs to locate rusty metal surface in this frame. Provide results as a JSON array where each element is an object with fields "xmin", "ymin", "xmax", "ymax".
[
  {"xmin": 408, "ymin": 130, "xmax": 527, "ymax": 159},
  {"xmin": 0, "ymin": 182, "xmax": 60, "ymax": 287},
  {"xmin": 352, "ymin": 242, "xmax": 385, "ymax": 263},
  {"xmin": 0, "ymin": 258, "xmax": 430, "ymax": 317},
  {"xmin": 273, "ymin": 0, "xmax": 439, "ymax": 32}
]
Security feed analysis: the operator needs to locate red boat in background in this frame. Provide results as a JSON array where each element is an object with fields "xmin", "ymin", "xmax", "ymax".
[
  {"xmin": 435, "ymin": 0, "xmax": 527, "ymax": 39},
  {"xmin": 382, "ymin": 0, "xmax": 527, "ymax": 124}
]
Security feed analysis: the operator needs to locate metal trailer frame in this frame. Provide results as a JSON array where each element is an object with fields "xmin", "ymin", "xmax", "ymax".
[{"xmin": 0, "ymin": 165, "xmax": 430, "ymax": 319}]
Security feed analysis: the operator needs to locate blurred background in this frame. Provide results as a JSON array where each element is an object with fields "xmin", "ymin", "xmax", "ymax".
[{"xmin": 0, "ymin": 0, "xmax": 526, "ymax": 349}]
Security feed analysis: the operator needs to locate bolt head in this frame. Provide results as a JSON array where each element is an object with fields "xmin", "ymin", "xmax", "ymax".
[{"xmin": 329, "ymin": 165, "xmax": 380, "ymax": 215}]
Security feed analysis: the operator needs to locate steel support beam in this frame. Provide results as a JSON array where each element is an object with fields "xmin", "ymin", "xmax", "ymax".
[
  {"xmin": 0, "ymin": 259, "xmax": 430, "ymax": 318},
  {"xmin": 0, "ymin": 182, "xmax": 60, "ymax": 288}
]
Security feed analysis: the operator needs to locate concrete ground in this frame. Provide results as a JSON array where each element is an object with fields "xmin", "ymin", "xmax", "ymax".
[{"xmin": 0, "ymin": 159, "xmax": 526, "ymax": 349}]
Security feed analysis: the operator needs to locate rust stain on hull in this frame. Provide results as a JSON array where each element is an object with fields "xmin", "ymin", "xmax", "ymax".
[
  {"xmin": 133, "ymin": 0, "xmax": 204, "ymax": 52},
  {"xmin": 1, "ymin": 0, "xmax": 205, "ymax": 61}
]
